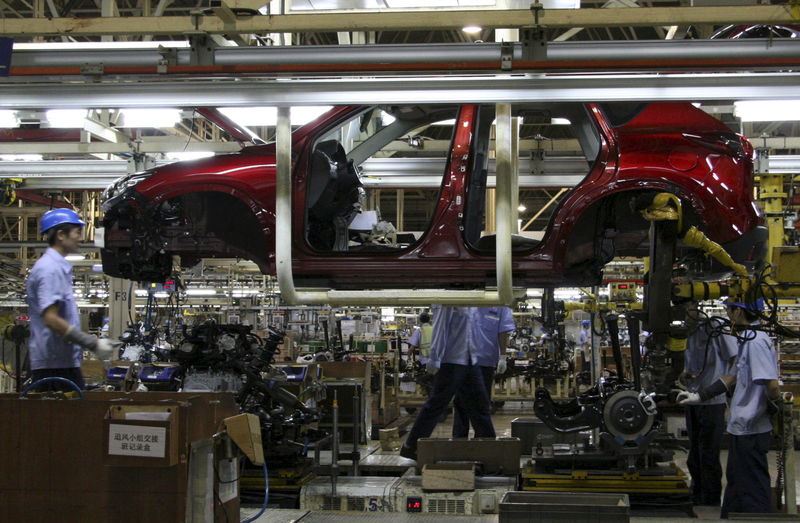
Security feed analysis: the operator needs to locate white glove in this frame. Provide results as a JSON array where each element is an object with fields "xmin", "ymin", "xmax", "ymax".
[
  {"xmin": 497, "ymin": 358, "xmax": 507, "ymax": 375},
  {"xmin": 94, "ymin": 338, "xmax": 114, "ymax": 361},
  {"xmin": 676, "ymin": 391, "xmax": 701, "ymax": 405},
  {"xmin": 426, "ymin": 361, "xmax": 438, "ymax": 375}
]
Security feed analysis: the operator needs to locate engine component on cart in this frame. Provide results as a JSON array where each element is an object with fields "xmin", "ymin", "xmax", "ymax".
[{"xmin": 183, "ymin": 369, "xmax": 244, "ymax": 392}]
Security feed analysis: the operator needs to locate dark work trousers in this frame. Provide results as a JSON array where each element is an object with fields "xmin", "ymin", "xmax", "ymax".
[
  {"xmin": 453, "ymin": 365, "xmax": 495, "ymax": 438},
  {"xmin": 685, "ymin": 403, "xmax": 726, "ymax": 506},
  {"xmin": 30, "ymin": 367, "xmax": 85, "ymax": 392},
  {"xmin": 405, "ymin": 362, "xmax": 496, "ymax": 450},
  {"xmin": 721, "ymin": 431, "xmax": 773, "ymax": 518}
]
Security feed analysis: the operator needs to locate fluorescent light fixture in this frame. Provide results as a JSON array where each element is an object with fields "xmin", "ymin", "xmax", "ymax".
[
  {"xmin": 0, "ymin": 110, "xmax": 18, "ymax": 128},
  {"xmin": 517, "ymin": 204, "xmax": 527, "ymax": 212},
  {"xmin": 217, "ymin": 106, "xmax": 332, "ymax": 127},
  {"xmin": 165, "ymin": 151, "xmax": 215, "ymax": 162},
  {"xmin": 118, "ymin": 108, "xmax": 181, "ymax": 128},
  {"xmin": 526, "ymin": 289, "xmax": 543, "ymax": 297},
  {"xmin": 432, "ymin": 119, "xmax": 456, "ymax": 126},
  {"xmin": 186, "ymin": 289, "xmax": 217, "ymax": 296},
  {"xmin": 0, "ymin": 154, "xmax": 43, "ymax": 161},
  {"xmin": 46, "ymin": 109, "xmax": 88, "ymax": 128},
  {"xmin": 153, "ymin": 292, "xmax": 169, "ymax": 299},
  {"xmin": 550, "ymin": 117, "xmax": 571, "ymax": 125},
  {"xmin": 734, "ymin": 100, "xmax": 800, "ymax": 122},
  {"xmin": 462, "ymin": 25, "xmax": 482, "ymax": 34},
  {"xmin": 135, "ymin": 290, "xmax": 149, "ymax": 297},
  {"xmin": 65, "ymin": 254, "xmax": 85, "ymax": 261}
]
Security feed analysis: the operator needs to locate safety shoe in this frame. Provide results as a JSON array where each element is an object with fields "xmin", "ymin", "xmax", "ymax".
[{"xmin": 399, "ymin": 444, "xmax": 417, "ymax": 461}]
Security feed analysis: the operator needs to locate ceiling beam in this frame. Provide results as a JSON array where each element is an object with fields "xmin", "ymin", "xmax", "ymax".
[{"xmin": 0, "ymin": 5, "xmax": 796, "ymax": 37}]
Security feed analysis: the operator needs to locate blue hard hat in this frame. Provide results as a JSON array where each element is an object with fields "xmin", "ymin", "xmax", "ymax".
[
  {"xmin": 725, "ymin": 297, "xmax": 765, "ymax": 311},
  {"xmin": 582, "ymin": 320, "xmax": 591, "ymax": 326},
  {"xmin": 40, "ymin": 208, "xmax": 86, "ymax": 234}
]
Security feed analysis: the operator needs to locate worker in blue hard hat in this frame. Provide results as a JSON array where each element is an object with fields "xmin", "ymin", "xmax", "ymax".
[
  {"xmin": 679, "ymin": 301, "xmax": 738, "ymax": 508},
  {"xmin": 677, "ymin": 297, "xmax": 779, "ymax": 518},
  {"xmin": 25, "ymin": 208, "xmax": 113, "ymax": 392}
]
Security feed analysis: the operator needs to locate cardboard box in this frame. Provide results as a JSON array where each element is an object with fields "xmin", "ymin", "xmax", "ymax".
[
  {"xmin": 104, "ymin": 404, "xmax": 179, "ymax": 467},
  {"xmin": 422, "ymin": 463, "xmax": 475, "ymax": 491},
  {"xmin": 224, "ymin": 413, "xmax": 264, "ymax": 465}
]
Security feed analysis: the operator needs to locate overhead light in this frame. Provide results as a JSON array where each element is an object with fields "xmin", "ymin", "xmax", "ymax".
[
  {"xmin": 118, "ymin": 108, "xmax": 181, "ymax": 128},
  {"xmin": 517, "ymin": 204, "xmax": 527, "ymax": 212},
  {"xmin": 134, "ymin": 290, "xmax": 149, "ymax": 297},
  {"xmin": 153, "ymin": 292, "xmax": 169, "ymax": 299},
  {"xmin": 526, "ymin": 289, "xmax": 543, "ymax": 297},
  {"xmin": 217, "ymin": 106, "xmax": 332, "ymax": 127},
  {"xmin": 462, "ymin": 25, "xmax": 482, "ymax": 34},
  {"xmin": 0, "ymin": 110, "xmax": 18, "ymax": 128},
  {"xmin": 550, "ymin": 117, "xmax": 571, "ymax": 125},
  {"xmin": 65, "ymin": 254, "xmax": 85, "ymax": 261},
  {"xmin": 186, "ymin": 289, "xmax": 217, "ymax": 296},
  {"xmin": 733, "ymin": 100, "xmax": 800, "ymax": 122},
  {"xmin": 46, "ymin": 109, "xmax": 89, "ymax": 128},
  {"xmin": 0, "ymin": 154, "xmax": 43, "ymax": 161},
  {"xmin": 165, "ymin": 151, "xmax": 215, "ymax": 162}
]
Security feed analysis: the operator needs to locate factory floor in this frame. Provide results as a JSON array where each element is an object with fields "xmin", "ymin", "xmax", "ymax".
[{"xmin": 244, "ymin": 403, "xmax": 800, "ymax": 522}]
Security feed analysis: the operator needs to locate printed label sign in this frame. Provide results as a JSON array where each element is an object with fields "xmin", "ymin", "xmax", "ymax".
[{"xmin": 108, "ymin": 424, "xmax": 167, "ymax": 458}]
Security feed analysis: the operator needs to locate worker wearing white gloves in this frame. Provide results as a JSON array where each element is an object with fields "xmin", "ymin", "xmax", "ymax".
[
  {"xmin": 26, "ymin": 209, "xmax": 114, "ymax": 392},
  {"xmin": 400, "ymin": 307, "xmax": 498, "ymax": 460},
  {"xmin": 679, "ymin": 302, "xmax": 737, "ymax": 507},
  {"xmin": 677, "ymin": 298, "xmax": 779, "ymax": 518},
  {"xmin": 452, "ymin": 307, "xmax": 515, "ymax": 438}
]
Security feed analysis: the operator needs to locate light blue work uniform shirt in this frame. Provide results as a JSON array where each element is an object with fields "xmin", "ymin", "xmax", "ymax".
[
  {"xmin": 428, "ymin": 306, "xmax": 477, "ymax": 368},
  {"xmin": 428, "ymin": 307, "xmax": 516, "ymax": 369},
  {"xmin": 727, "ymin": 328, "xmax": 779, "ymax": 436},
  {"xmin": 471, "ymin": 307, "xmax": 516, "ymax": 368},
  {"xmin": 26, "ymin": 248, "xmax": 82, "ymax": 370},
  {"xmin": 685, "ymin": 319, "xmax": 738, "ymax": 405},
  {"xmin": 408, "ymin": 322, "xmax": 432, "ymax": 364}
]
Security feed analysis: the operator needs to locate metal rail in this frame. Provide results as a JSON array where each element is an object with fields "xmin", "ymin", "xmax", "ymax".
[
  {"xmin": 1, "ymin": 72, "xmax": 798, "ymax": 108},
  {"xmin": 11, "ymin": 40, "xmax": 800, "ymax": 69}
]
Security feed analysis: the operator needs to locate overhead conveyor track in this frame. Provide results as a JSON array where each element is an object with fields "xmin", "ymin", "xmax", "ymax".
[
  {"xmin": 2, "ymin": 72, "xmax": 800, "ymax": 108},
  {"xmin": 10, "ymin": 39, "xmax": 800, "ymax": 75}
]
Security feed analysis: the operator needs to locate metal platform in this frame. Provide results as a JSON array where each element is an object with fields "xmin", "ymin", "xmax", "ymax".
[
  {"xmin": 358, "ymin": 452, "xmax": 416, "ymax": 475},
  {"xmin": 521, "ymin": 460, "xmax": 692, "ymax": 515},
  {"xmin": 296, "ymin": 513, "xmax": 498, "ymax": 522}
]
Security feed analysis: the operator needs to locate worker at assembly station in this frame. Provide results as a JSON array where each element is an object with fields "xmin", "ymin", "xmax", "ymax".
[
  {"xmin": 678, "ymin": 298, "xmax": 780, "ymax": 518},
  {"xmin": 680, "ymin": 301, "xmax": 738, "ymax": 508},
  {"xmin": 407, "ymin": 311, "xmax": 433, "ymax": 366},
  {"xmin": 26, "ymin": 209, "xmax": 113, "ymax": 391},
  {"xmin": 400, "ymin": 307, "xmax": 496, "ymax": 460},
  {"xmin": 452, "ymin": 306, "xmax": 515, "ymax": 438}
]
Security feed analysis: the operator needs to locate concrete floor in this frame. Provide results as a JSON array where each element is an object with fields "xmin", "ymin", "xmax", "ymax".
[{"xmin": 244, "ymin": 402, "xmax": 800, "ymax": 521}]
